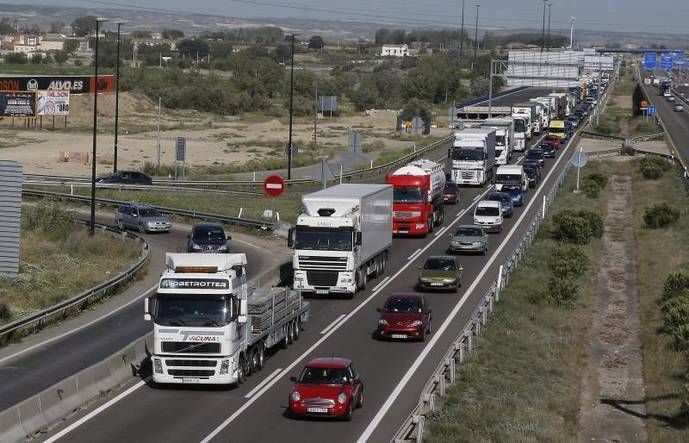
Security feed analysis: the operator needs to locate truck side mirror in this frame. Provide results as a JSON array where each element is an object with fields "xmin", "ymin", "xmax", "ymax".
[
  {"xmin": 238, "ymin": 298, "xmax": 248, "ymax": 323},
  {"xmin": 355, "ymin": 231, "xmax": 363, "ymax": 246},
  {"xmin": 144, "ymin": 297, "xmax": 152, "ymax": 321},
  {"xmin": 287, "ymin": 227, "xmax": 295, "ymax": 248}
]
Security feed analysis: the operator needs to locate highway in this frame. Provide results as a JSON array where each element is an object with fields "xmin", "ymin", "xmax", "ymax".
[
  {"xmin": 36, "ymin": 86, "xmax": 577, "ymax": 443},
  {"xmin": 0, "ymin": 214, "xmax": 273, "ymax": 411}
]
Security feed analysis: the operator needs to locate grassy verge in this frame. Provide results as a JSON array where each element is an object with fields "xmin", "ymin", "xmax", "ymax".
[
  {"xmin": 631, "ymin": 157, "xmax": 689, "ymax": 439},
  {"xmin": 426, "ymin": 160, "xmax": 614, "ymax": 442},
  {"xmin": 0, "ymin": 201, "xmax": 142, "ymax": 325}
]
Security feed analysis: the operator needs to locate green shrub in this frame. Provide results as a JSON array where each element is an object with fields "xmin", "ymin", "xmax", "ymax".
[
  {"xmin": 581, "ymin": 178, "xmax": 601, "ymax": 198},
  {"xmin": 0, "ymin": 302, "xmax": 11, "ymax": 321},
  {"xmin": 587, "ymin": 171, "xmax": 609, "ymax": 188},
  {"xmin": 362, "ymin": 140, "xmax": 386, "ymax": 153},
  {"xmin": 663, "ymin": 295, "xmax": 689, "ymax": 333},
  {"xmin": 548, "ymin": 244, "xmax": 589, "ymax": 279},
  {"xmin": 670, "ymin": 323, "xmax": 689, "ymax": 353},
  {"xmin": 644, "ymin": 203, "xmax": 680, "ymax": 229},
  {"xmin": 24, "ymin": 200, "xmax": 74, "ymax": 240},
  {"xmin": 546, "ymin": 275, "xmax": 580, "ymax": 307},
  {"xmin": 639, "ymin": 155, "xmax": 670, "ymax": 180},
  {"xmin": 552, "ymin": 210, "xmax": 604, "ymax": 244},
  {"xmin": 663, "ymin": 270, "xmax": 689, "ymax": 302}
]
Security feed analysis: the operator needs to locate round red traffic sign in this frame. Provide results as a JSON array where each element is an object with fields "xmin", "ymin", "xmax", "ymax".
[{"xmin": 263, "ymin": 175, "xmax": 285, "ymax": 197}]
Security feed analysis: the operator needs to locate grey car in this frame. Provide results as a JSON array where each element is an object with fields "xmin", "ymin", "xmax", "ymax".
[
  {"xmin": 448, "ymin": 224, "xmax": 488, "ymax": 255},
  {"xmin": 116, "ymin": 204, "xmax": 172, "ymax": 233}
]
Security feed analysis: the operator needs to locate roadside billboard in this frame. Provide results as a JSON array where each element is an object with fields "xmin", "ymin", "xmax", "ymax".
[
  {"xmin": 0, "ymin": 91, "xmax": 36, "ymax": 117},
  {"xmin": 37, "ymin": 90, "xmax": 70, "ymax": 116},
  {"xmin": 0, "ymin": 75, "xmax": 115, "ymax": 94}
]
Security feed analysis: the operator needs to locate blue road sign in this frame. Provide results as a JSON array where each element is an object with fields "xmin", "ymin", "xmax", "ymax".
[
  {"xmin": 661, "ymin": 53, "xmax": 673, "ymax": 71},
  {"xmin": 644, "ymin": 52, "xmax": 657, "ymax": 70},
  {"xmin": 648, "ymin": 105, "xmax": 656, "ymax": 116}
]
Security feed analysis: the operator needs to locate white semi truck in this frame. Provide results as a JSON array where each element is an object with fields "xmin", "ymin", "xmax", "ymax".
[
  {"xmin": 512, "ymin": 103, "xmax": 537, "ymax": 138},
  {"xmin": 450, "ymin": 128, "xmax": 496, "ymax": 186},
  {"xmin": 511, "ymin": 115, "xmax": 529, "ymax": 152},
  {"xmin": 529, "ymin": 97, "xmax": 551, "ymax": 133},
  {"xmin": 145, "ymin": 253, "xmax": 309, "ymax": 385},
  {"xmin": 290, "ymin": 184, "xmax": 393, "ymax": 296},
  {"xmin": 481, "ymin": 117, "xmax": 514, "ymax": 165}
]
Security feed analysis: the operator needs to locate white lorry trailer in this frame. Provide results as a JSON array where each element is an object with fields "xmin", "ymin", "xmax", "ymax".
[
  {"xmin": 452, "ymin": 105, "xmax": 513, "ymax": 129},
  {"xmin": 146, "ymin": 253, "xmax": 309, "ymax": 385},
  {"xmin": 512, "ymin": 103, "xmax": 537, "ymax": 138},
  {"xmin": 450, "ymin": 128, "xmax": 496, "ymax": 186},
  {"xmin": 290, "ymin": 184, "xmax": 393, "ymax": 296},
  {"xmin": 511, "ymin": 115, "xmax": 529, "ymax": 152},
  {"xmin": 481, "ymin": 117, "xmax": 514, "ymax": 165},
  {"xmin": 529, "ymin": 97, "xmax": 551, "ymax": 132}
]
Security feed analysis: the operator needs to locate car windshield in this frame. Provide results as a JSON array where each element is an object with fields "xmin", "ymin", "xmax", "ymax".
[
  {"xmin": 154, "ymin": 295, "xmax": 231, "ymax": 327},
  {"xmin": 514, "ymin": 120, "xmax": 526, "ymax": 132},
  {"xmin": 295, "ymin": 227, "xmax": 353, "ymax": 251},
  {"xmin": 488, "ymin": 193, "xmax": 510, "ymax": 203},
  {"xmin": 502, "ymin": 185, "xmax": 520, "ymax": 194},
  {"xmin": 393, "ymin": 187, "xmax": 424, "ymax": 204},
  {"xmin": 384, "ymin": 296, "xmax": 423, "ymax": 313},
  {"xmin": 424, "ymin": 258, "xmax": 456, "ymax": 271},
  {"xmin": 139, "ymin": 208, "xmax": 161, "ymax": 217},
  {"xmin": 299, "ymin": 366, "xmax": 349, "ymax": 385},
  {"xmin": 451, "ymin": 148, "xmax": 484, "ymax": 161},
  {"xmin": 527, "ymin": 150, "xmax": 543, "ymax": 159},
  {"xmin": 193, "ymin": 227, "xmax": 225, "ymax": 241},
  {"xmin": 476, "ymin": 206, "xmax": 500, "ymax": 216},
  {"xmin": 456, "ymin": 227, "xmax": 483, "ymax": 237},
  {"xmin": 497, "ymin": 173, "xmax": 522, "ymax": 183}
]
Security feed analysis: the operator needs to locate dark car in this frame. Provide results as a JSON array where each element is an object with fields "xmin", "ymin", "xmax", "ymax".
[
  {"xmin": 288, "ymin": 357, "xmax": 363, "ymax": 420},
  {"xmin": 543, "ymin": 134, "xmax": 561, "ymax": 150},
  {"xmin": 376, "ymin": 293, "xmax": 431, "ymax": 341},
  {"xmin": 501, "ymin": 184, "xmax": 524, "ymax": 207},
  {"xmin": 487, "ymin": 191, "xmax": 514, "ymax": 217},
  {"xmin": 115, "ymin": 204, "xmax": 171, "ymax": 233},
  {"xmin": 526, "ymin": 148, "xmax": 545, "ymax": 167},
  {"xmin": 96, "ymin": 170, "xmax": 152, "ymax": 185},
  {"xmin": 186, "ymin": 223, "xmax": 231, "ymax": 253},
  {"xmin": 538, "ymin": 143, "xmax": 556, "ymax": 158},
  {"xmin": 443, "ymin": 182, "xmax": 459, "ymax": 204},
  {"xmin": 523, "ymin": 164, "xmax": 540, "ymax": 188},
  {"xmin": 523, "ymin": 159, "xmax": 542, "ymax": 172}
]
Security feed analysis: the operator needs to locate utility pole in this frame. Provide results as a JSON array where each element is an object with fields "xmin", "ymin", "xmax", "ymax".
[
  {"xmin": 471, "ymin": 4, "xmax": 479, "ymax": 71},
  {"xmin": 113, "ymin": 21, "xmax": 123, "ymax": 173},
  {"xmin": 156, "ymin": 96, "xmax": 161, "ymax": 168},
  {"xmin": 540, "ymin": 0, "xmax": 547, "ymax": 52},
  {"xmin": 287, "ymin": 33, "xmax": 299, "ymax": 180},
  {"xmin": 313, "ymin": 80, "xmax": 318, "ymax": 146},
  {"xmin": 459, "ymin": 0, "xmax": 466, "ymax": 58},
  {"xmin": 547, "ymin": 3, "xmax": 552, "ymax": 50},
  {"xmin": 90, "ymin": 18, "xmax": 107, "ymax": 236},
  {"xmin": 569, "ymin": 16, "xmax": 575, "ymax": 48}
]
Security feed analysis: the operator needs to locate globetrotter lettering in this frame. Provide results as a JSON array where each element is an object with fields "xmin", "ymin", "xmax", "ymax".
[{"xmin": 159, "ymin": 278, "xmax": 229, "ymax": 289}]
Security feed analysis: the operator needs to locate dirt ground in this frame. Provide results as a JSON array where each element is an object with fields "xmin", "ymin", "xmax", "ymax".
[{"xmin": 0, "ymin": 92, "xmax": 419, "ymax": 175}]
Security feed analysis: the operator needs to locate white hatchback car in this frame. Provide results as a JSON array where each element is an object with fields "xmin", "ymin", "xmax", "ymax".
[{"xmin": 473, "ymin": 200, "xmax": 503, "ymax": 233}]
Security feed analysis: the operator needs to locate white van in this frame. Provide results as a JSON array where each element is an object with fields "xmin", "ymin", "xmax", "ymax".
[
  {"xmin": 473, "ymin": 200, "xmax": 503, "ymax": 233},
  {"xmin": 495, "ymin": 165, "xmax": 528, "ymax": 193}
]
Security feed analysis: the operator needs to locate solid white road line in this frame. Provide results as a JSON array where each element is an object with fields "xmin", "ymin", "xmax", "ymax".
[
  {"xmin": 372, "ymin": 276, "xmax": 391, "ymax": 293},
  {"xmin": 319, "ymin": 314, "xmax": 346, "ymax": 336},
  {"xmin": 45, "ymin": 379, "xmax": 148, "ymax": 443},
  {"xmin": 199, "ymin": 186, "xmax": 493, "ymax": 443},
  {"xmin": 244, "ymin": 369, "xmax": 283, "ymax": 399},
  {"xmin": 0, "ymin": 283, "xmax": 158, "ymax": 366},
  {"xmin": 356, "ymin": 132, "xmax": 578, "ymax": 443},
  {"xmin": 433, "ymin": 226, "xmax": 449, "ymax": 237},
  {"xmin": 406, "ymin": 248, "xmax": 422, "ymax": 261}
]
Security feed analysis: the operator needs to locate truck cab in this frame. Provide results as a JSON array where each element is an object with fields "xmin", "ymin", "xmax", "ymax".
[
  {"xmin": 512, "ymin": 116, "xmax": 529, "ymax": 152},
  {"xmin": 450, "ymin": 129, "xmax": 496, "ymax": 186},
  {"xmin": 495, "ymin": 165, "xmax": 528, "ymax": 193}
]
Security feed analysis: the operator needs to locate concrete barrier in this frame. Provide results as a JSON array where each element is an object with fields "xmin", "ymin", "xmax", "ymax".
[{"xmin": 0, "ymin": 259, "xmax": 290, "ymax": 443}]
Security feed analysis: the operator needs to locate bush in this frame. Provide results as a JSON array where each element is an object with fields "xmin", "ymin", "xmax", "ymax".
[
  {"xmin": 639, "ymin": 155, "xmax": 670, "ymax": 180},
  {"xmin": 552, "ymin": 210, "xmax": 604, "ymax": 244},
  {"xmin": 546, "ymin": 275, "xmax": 580, "ymax": 307},
  {"xmin": 644, "ymin": 203, "xmax": 680, "ymax": 229},
  {"xmin": 548, "ymin": 244, "xmax": 589, "ymax": 279},
  {"xmin": 24, "ymin": 200, "xmax": 74, "ymax": 240},
  {"xmin": 362, "ymin": 140, "xmax": 386, "ymax": 153},
  {"xmin": 581, "ymin": 178, "xmax": 602, "ymax": 198},
  {"xmin": 0, "ymin": 302, "xmax": 11, "ymax": 321},
  {"xmin": 587, "ymin": 171, "xmax": 609, "ymax": 188},
  {"xmin": 663, "ymin": 270, "xmax": 689, "ymax": 302},
  {"xmin": 663, "ymin": 295, "xmax": 689, "ymax": 334}
]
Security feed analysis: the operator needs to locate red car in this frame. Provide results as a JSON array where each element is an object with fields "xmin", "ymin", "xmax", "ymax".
[
  {"xmin": 288, "ymin": 358, "xmax": 363, "ymax": 420},
  {"xmin": 376, "ymin": 293, "xmax": 432, "ymax": 341},
  {"xmin": 442, "ymin": 182, "xmax": 460, "ymax": 204},
  {"xmin": 543, "ymin": 134, "xmax": 561, "ymax": 150}
]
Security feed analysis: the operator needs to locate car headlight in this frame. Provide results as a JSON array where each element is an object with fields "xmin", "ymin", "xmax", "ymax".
[
  {"xmin": 154, "ymin": 358, "xmax": 163, "ymax": 374},
  {"xmin": 411, "ymin": 320, "xmax": 423, "ymax": 327},
  {"xmin": 473, "ymin": 241, "xmax": 484, "ymax": 246},
  {"xmin": 443, "ymin": 278, "xmax": 456, "ymax": 283},
  {"xmin": 218, "ymin": 244, "xmax": 228, "ymax": 251},
  {"xmin": 337, "ymin": 393, "xmax": 347, "ymax": 405},
  {"xmin": 291, "ymin": 391, "xmax": 301, "ymax": 402},
  {"xmin": 192, "ymin": 243, "xmax": 202, "ymax": 250},
  {"xmin": 220, "ymin": 360, "xmax": 229, "ymax": 375},
  {"xmin": 378, "ymin": 319, "xmax": 388, "ymax": 326},
  {"xmin": 451, "ymin": 241, "xmax": 461, "ymax": 246}
]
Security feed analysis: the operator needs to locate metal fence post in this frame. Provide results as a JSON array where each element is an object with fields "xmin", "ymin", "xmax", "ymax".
[
  {"xmin": 415, "ymin": 415, "xmax": 425, "ymax": 443},
  {"xmin": 449, "ymin": 357, "xmax": 457, "ymax": 384}
]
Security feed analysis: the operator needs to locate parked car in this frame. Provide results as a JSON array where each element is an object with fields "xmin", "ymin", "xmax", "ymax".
[
  {"xmin": 376, "ymin": 293, "xmax": 432, "ymax": 340},
  {"xmin": 442, "ymin": 182, "xmax": 460, "ymax": 204},
  {"xmin": 186, "ymin": 222, "xmax": 231, "ymax": 253},
  {"xmin": 543, "ymin": 134, "xmax": 561, "ymax": 150},
  {"xmin": 526, "ymin": 148, "xmax": 545, "ymax": 167},
  {"xmin": 523, "ymin": 164, "xmax": 540, "ymax": 188},
  {"xmin": 487, "ymin": 191, "xmax": 514, "ymax": 217},
  {"xmin": 501, "ymin": 184, "xmax": 525, "ymax": 207},
  {"xmin": 115, "ymin": 204, "xmax": 171, "ymax": 233},
  {"xmin": 538, "ymin": 143, "xmax": 557, "ymax": 158},
  {"xmin": 448, "ymin": 224, "xmax": 488, "ymax": 255},
  {"xmin": 473, "ymin": 200, "xmax": 503, "ymax": 233},
  {"xmin": 96, "ymin": 170, "xmax": 152, "ymax": 185},
  {"xmin": 417, "ymin": 256, "xmax": 463, "ymax": 291},
  {"xmin": 288, "ymin": 358, "xmax": 363, "ymax": 420},
  {"xmin": 675, "ymin": 104, "xmax": 684, "ymax": 112}
]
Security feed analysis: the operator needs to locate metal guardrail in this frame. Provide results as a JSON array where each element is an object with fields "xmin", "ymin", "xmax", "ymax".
[
  {"xmin": 23, "ymin": 180, "xmax": 262, "ymax": 196},
  {"xmin": 0, "ymin": 220, "xmax": 150, "ymax": 342}
]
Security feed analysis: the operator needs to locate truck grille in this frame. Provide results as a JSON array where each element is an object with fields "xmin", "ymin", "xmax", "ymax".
[
  {"xmin": 168, "ymin": 369, "xmax": 215, "ymax": 377},
  {"xmin": 298, "ymin": 256, "xmax": 347, "ymax": 271},
  {"xmin": 393, "ymin": 211, "xmax": 415, "ymax": 218},
  {"xmin": 165, "ymin": 359, "xmax": 217, "ymax": 367},
  {"xmin": 307, "ymin": 270, "xmax": 339, "ymax": 286},
  {"xmin": 161, "ymin": 342, "xmax": 221, "ymax": 354},
  {"xmin": 460, "ymin": 171, "xmax": 475, "ymax": 179}
]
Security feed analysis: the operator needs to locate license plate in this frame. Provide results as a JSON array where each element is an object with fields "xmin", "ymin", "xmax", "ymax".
[
  {"xmin": 307, "ymin": 407, "xmax": 329, "ymax": 414},
  {"xmin": 315, "ymin": 289, "xmax": 329, "ymax": 295},
  {"xmin": 430, "ymin": 282, "xmax": 444, "ymax": 287},
  {"xmin": 397, "ymin": 230, "xmax": 408, "ymax": 234},
  {"xmin": 181, "ymin": 378, "xmax": 200, "ymax": 384},
  {"xmin": 391, "ymin": 334, "xmax": 408, "ymax": 339}
]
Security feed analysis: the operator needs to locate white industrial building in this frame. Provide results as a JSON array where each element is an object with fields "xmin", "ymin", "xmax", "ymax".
[{"xmin": 381, "ymin": 44, "xmax": 409, "ymax": 57}]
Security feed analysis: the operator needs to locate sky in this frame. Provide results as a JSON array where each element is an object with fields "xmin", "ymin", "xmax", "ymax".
[{"xmin": 3, "ymin": 0, "xmax": 689, "ymax": 34}]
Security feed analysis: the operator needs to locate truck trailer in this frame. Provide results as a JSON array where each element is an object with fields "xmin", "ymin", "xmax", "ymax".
[
  {"xmin": 481, "ymin": 117, "xmax": 514, "ymax": 165},
  {"xmin": 146, "ymin": 253, "xmax": 310, "ymax": 386},
  {"xmin": 450, "ymin": 128, "xmax": 496, "ymax": 186},
  {"xmin": 290, "ymin": 184, "xmax": 393, "ymax": 295}
]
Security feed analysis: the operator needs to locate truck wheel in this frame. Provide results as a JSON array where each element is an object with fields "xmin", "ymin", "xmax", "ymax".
[
  {"xmin": 427, "ymin": 217, "xmax": 434, "ymax": 233},
  {"xmin": 237, "ymin": 354, "xmax": 247, "ymax": 384},
  {"xmin": 294, "ymin": 320, "xmax": 301, "ymax": 340},
  {"xmin": 252, "ymin": 343, "xmax": 265, "ymax": 372},
  {"xmin": 357, "ymin": 268, "xmax": 367, "ymax": 291}
]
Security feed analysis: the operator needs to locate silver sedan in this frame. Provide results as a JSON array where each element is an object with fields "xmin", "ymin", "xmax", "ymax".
[{"xmin": 448, "ymin": 225, "xmax": 488, "ymax": 255}]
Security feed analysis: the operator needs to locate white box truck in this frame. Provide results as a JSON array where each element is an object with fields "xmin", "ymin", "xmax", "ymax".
[
  {"xmin": 145, "ymin": 253, "xmax": 309, "ymax": 386},
  {"xmin": 449, "ymin": 128, "xmax": 496, "ymax": 186},
  {"xmin": 512, "ymin": 115, "xmax": 529, "ymax": 152},
  {"xmin": 495, "ymin": 165, "xmax": 528, "ymax": 193},
  {"xmin": 481, "ymin": 117, "xmax": 514, "ymax": 165},
  {"xmin": 290, "ymin": 184, "xmax": 393, "ymax": 296},
  {"xmin": 530, "ymin": 97, "xmax": 551, "ymax": 132},
  {"xmin": 512, "ymin": 103, "xmax": 537, "ymax": 138}
]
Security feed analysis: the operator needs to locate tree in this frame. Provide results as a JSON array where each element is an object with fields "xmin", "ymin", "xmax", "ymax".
[
  {"xmin": 132, "ymin": 30, "xmax": 152, "ymax": 39},
  {"xmin": 53, "ymin": 50, "xmax": 69, "ymax": 65},
  {"xmin": 308, "ymin": 35, "xmax": 325, "ymax": 50},
  {"xmin": 4, "ymin": 53, "xmax": 27, "ymax": 64},
  {"xmin": 162, "ymin": 29, "xmax": 184, "ymax": 40},
  {"xmin": 273, "ymin": 44, "xmax": 291, "ymax": 62},
  {"xmin": 71, "ymin": 16, "xmax": 97, "ymax": 37},
  {"xmin": 63, "ymin": 39, "xmax": 80, "ymax": 54},
  {"xmin": 0, "ymin": 18, "xmax": 14, "ymax": 35},
  {"xmin": 177, "ymin": 38, "xmax": 210, "ymax": 59},
  {"xmin": 50, "ymin": 21, "xmax": 65, "ymax": 34},
  {"xmin": 31, "ymin": 53, "xmax": 43, "ymax": 64}
]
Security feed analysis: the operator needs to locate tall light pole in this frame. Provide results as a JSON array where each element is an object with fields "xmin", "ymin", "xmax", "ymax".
[
  {"xmin": 471, "ymin": 4, "xmax": 479, "ymax": 70},
  {"xmin": 287, "ymin": 33, "xmax": 299, "ymax": 180},
  {"xmin": 540, "ymin": 0, "xmax": 547, "ymax": 52},
  {"xmin": 459, "ymin": 0, "xmax": 466, "ymax": 58},
  {"xmin": 547, "ymin": 3, "xmax": 552, "ymax": 49},
  {"xmin": 569, "ymin": 16, "xmax": 575, "ymax": 48},
  {"xmin": 113, "ymin": 21, "xmax": 124, "ymax": 173},
  {"xmin": 91, "ymin": 17, "xmax": 107, "ymax": 236}
]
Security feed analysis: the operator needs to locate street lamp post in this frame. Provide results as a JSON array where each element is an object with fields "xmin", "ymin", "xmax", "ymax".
[
  {"xmin": 471, "ymin": 4, "xmax": 479, "ymax": 70},
  {"xmin": 540, "ymin": 0, "xmax": 547, "ymax": 52},
  {"xmin": 113, "ymin": 21, "xmax": 123, "ymax": 173},
  {"xmin": 459, "ymin": 0, "xmax": 466, "ymax": 58},
  {"xmin": 287, "ymin": 33, "xmax": 298, "ymax": 180},
  {"xmin": 90, "ymin": 17, "xmax": 107, "ymax": 236},
  {"xmin": 547, "ymin": 3, "xmax": 552, "ymax": 50}
]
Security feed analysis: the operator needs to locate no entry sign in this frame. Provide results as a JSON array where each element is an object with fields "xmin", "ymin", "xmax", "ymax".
[{"xmin": 263, "ymin": 175, "xmax": 285, "ymax": 197}]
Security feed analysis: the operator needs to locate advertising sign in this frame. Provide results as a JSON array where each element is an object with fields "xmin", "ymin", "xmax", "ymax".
[
  {"xmin": 0, "ymin": 91, "xmax": 36, "ymax": 117},
  {"xmin": 643, "ymin": 52, "xmax": 657, "ymax": 70},
  {"xmin": 175, "ymin": 137, "xmax": 186, "ymax": 162},
  {"xmin": 0, "ymin": 75, "xmax": 115, "ymax": 94},
  {"xmin": 37, "ymin": 90, "xmax": 70, "ymax": 116}
]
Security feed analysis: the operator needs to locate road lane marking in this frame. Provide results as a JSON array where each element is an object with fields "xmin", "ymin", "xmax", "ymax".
[
  {"xmin": 433, "ymin": 226, "xmax": 449, "ymax": 237},
  {"xmin": 200, "ymin": 185, "xmax": 493, "ymax": 443},
  {"xmin": 357, "ymin": 127, "xmax": 580, "ymax": 443},
  {"xmin": 407, "ymin": 248, "xmax": 422, "ymax": 261},
  {"xmin": 45, "ymin": 379, "xmax": 148, "ymax": 443},
  {"xmin": 244, "ymin": 368, "xmax": 283, "ymax": 399},
  {"xmin": 371, "ymin": 276, "xmax": 391, "ymax": 293},
  {"xmin": 319, "ymin": 314, "xmax": 346, "ymax": 336}
]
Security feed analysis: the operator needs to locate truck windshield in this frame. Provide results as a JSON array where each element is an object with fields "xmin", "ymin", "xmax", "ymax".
[
  {"xmin": 393, "ymin": 187, "xmax": 424, "ymax": 204},
  {"xmin": 154, "ymin": 295, "xmax": 232, "ymax": 327},
  {"xmin": 496, "ymin": 174, "xmax": 522, "ymax": 183},
  {"xmin": 295, "ymin": 227, "xmax": 353, "ymax": 251},
  {"xmin": 514, "ymin": 120, "xmax": 526, "ymax": 132},
  {"xmin": 495, "ymin": 135, "xmax": 506, "ymax": 146},
  {"xmin": 451, "ymin": 148, "xmax": 484, "ymax": 161}
]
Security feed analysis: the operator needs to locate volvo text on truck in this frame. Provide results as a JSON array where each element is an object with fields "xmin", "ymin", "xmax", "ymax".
[
  {"xmin": 290, "ymin": 184, "xmax": 393, "ymax": 296},
  {"xmin": 145, "ymin": 253, "xmax": 310, "ymax": 385},
  {"xmin": 481, "ymin": 117, "xmax": 514, "ymax": 165},
  {"xmin": 450, "ymin": 128, "xmax": 496, "ymax": 186}
]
